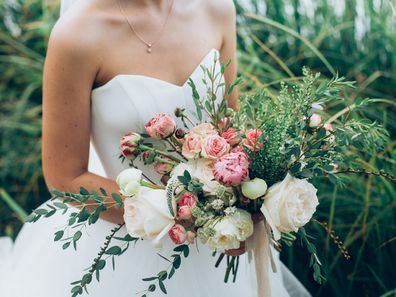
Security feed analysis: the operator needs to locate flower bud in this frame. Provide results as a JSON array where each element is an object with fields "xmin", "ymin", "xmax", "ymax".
[
  {"xmin": 309, "ymin": 114, "xmax": 322, "ymax": 128},
  {"xmin": 116, "ymin": 168, "xmax": 142, "ymax": 196},
  {"xmin": 175, "ymin": 128, "xmax": 185, "ymax": 139},
  {"xmin": 120, "ymin": 133, "xmax": 141, "ymax": 160},
  {"xmin": 241, "ymin": 178, "xmax": 268, "ymax": 200}
]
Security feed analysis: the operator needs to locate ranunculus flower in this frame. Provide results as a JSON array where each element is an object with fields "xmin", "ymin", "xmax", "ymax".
[
  {"xmin": 213, "ymin": 152, "xmax": 249, "ymax": 186},
  {"xmin": 123, "ymin": 187, "xmax": 175, "ymax": 247},
  {"xmin": 261, "ymin": 173, "xmax": 319, "ymax": 240},
  {"xmin": 182, "ymin": 132, "xmax": 202, "ymax": 159},
  {"xmin": 230, "ymin": 209, "xmax": 254, "ymax": 241},
  {"xmin": 222, "ymin": 128, "xmax": 241, "ymax": 146},
  {"xmin": 120, "ymin": 133, "xmax": 141, "ymax": 160},
  {"xmin": 205, "ymin": 211, "xmax": 253, "ymax": 251},
  {"xmin": 116, "ymin": 168, "xmax": 142, "ymax": 196},
  {"xmin": 178, "ymin": 192, "xmax": 197, "ymax": 207},
  {"xmin": 144, "ymin": 113, "xmax": 176, "ymax": 139},
  {"xmin": 241, "ymin": 178, "xmax": 268, "ymax": 200},
  {"xmin": 309, "ymin": 114, "xmax": 322, "ymax": 128},
  {"xmin": 168, "ymin": 224, "xmax": 187, "ymax": 244},
  {"xmin": 192, "ymin": 123, "xmax": 217, "ymax": 138},
  {"xmin": 243, "ymin": 129, "xmax": 263, "ymax": 152},
  {"xmin": 154, "ymin": 156, "xmax": 174, "ymax": 175},
  {"xmin": 177, "ymin": 206, "xmax": 192, "ymax": 220},
  {"xmin": 202, "ymin": 135, "xmax": 230, "ymax": 160},
  {"xmin": 186, "ymin": 231, "xmax": 196, "ymax": 244}
]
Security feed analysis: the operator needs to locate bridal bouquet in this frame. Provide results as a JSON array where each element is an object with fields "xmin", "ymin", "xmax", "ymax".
[{"xmin": 27, "ymin": 61, "xmax": 390, "ymax": 297}]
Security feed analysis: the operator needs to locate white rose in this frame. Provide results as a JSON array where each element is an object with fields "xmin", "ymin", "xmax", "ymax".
[
  {"xmin": 241, "ymin": 178, "xmax": 268, "ymax": 200},
  {"xmin": 206, "ymin": 219, "xmax": 241, "ymax": 251},
  {"xmin": 116, "ymin": 168, "xmax": 142, "ymax": 196},
  {"xmin": 229, "ymin": 209, "xmax": 254, "ymax": 241},
  {"xmin": 261, "ymin": 173, "xmax": 319, "ymax": 240},
  {"xmin": 123, "ymin": 187, "xmax": 175, "ymax": 247}
]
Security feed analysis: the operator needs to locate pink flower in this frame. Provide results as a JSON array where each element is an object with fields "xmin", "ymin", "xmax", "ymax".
[
  {"xmin": 168, "ymin": 224, "xmax": 187, "ymax": 244},
  {"xmin": 309, "ymin": 114, "xmax": 322, "ymax": 128},
  {"xmin": 202, "ymin": 135, "xmax": 230, "ymax": 160},
  {"xmin": 178, "ymin": 192, "xmax": 197, "ymax": 208},
  {"xmin": 120, "ymin": 132, "xmax": 142, "ymax": 160},
  {"xmin": 144, "ymin": 113, "xmax": 176, "ymax": 139},
  {"xmin": 192, "ymin": 123, "xmax": 217, "ymax": 138},
  {"xmin": 177, "ymin": 206, "xmax": 192, "ymax": 220},
  {"xmin": 324, "ymin": 123, "xmax": 333, "ymax": 132},
  {"xmin": 213, "ymin": 152, "xmax": 249, "ymax": 186},
  {"xmin": 218, "ymin": 117, "xmax": 234, "ymax": 130},
  {"xmin": 182, "ymin": 132, "xmax": 202, "ymax": 159},
  {"xmin": 154, "ymin": 156, "xmax": 174, "ymax": 175},
  {"xmin": 186, "ymin": 231, "xmax": 196, "ymax": 244},
  {"xmin": 243, "ymin": 129, "xmax": 263, "ymax": 152},
  {"xmin": 222, "ymin": 128, "xmax": 241, "ymax": 146}
]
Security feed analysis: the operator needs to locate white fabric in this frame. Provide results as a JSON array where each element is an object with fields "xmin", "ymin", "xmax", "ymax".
[
  {"xmin": 0, "ymin": 17, "xmax": 311, "ymax": 294},
  {"xmin": 60, "ymin": 0, "xmax": 78, "ymax": 15}
]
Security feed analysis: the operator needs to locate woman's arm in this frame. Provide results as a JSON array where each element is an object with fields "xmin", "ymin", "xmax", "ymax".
[{"xmin": 42, "ymin": 18, "xmax": 124, "ymax": 225}]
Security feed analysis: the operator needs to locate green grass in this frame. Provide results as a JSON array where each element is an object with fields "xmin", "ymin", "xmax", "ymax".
[{"xmin": 1, "ymin": 1, "xmax": 395, "ymax": 296}]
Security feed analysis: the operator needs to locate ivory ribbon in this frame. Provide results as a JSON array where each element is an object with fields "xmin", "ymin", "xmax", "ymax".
[{"xmin": 246, "ymin": 221, "xmax": 276, "ymax": 297}]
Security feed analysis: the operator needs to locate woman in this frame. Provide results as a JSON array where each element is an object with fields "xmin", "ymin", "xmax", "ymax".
[{"xmin": 1, "ymin": 0, "xmax": 311, "ymax": 296}]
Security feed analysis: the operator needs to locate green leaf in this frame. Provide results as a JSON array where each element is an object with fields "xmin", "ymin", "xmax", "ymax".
[
  {"xmin": 173, "ymin": 255, "xmax": 181, "ymax": 269},
  {"xmin": 73, "ymin": 231, "xmax": 82, "ymax": 242},
  {"xmin": 183, "ymin": 245, "xmax": 190, "ymax": 258},
  {"xmin": 142, "ymin": 277, "xmax": 158, "ymax": 282},
  {"xmin": 99, "ymin": 187, "xmax": 107, "ymax": 196},
  {"xmin": 96, "ymin": 259, "xmax": 106, "ymax": 270},
  {"xmin": 79, "ymin": 187, "xmax": 90, "ymax": 195},
  {"xmin": 62, "ymin": 242, "xmax": 71, "ymax": 250},
  {"xmin": 159, "ymin": 280, "xmax": 167, "ymax": 294},
  {"xmin": 54, "ymin": 201, "xmax": 68, "ymax": 209},
  {"xmin": 148, "ymin": 284, "xmax": 156, "ymax": 292},
  {"xmin": 111, "ymin": 193, "xmax": 123, "ymax": 205},
  {"xmin": 54, "ymin": 230, "xmax": 64, "ymax": 241},
  {"xmin": 25, "ymin": 213, "xmax": 37, "ymax": 223},
  {"xmin": 168, "ymin": 267, "xmax": 176, "ymax": 279},
  {"xmin": 105, "ymin": 246, "xmax": 122, "ymax": 255},
  {"xmin": 157, "ymin": 271, "xmax": 167, "ymax": 281},
  {"xmin": 34, "ymin": 208, "xmax": 48, "ymax": 215}
]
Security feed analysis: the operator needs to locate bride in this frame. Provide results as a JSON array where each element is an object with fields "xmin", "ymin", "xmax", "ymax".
[{"xmin": 0, "ymin": 0, "xmax": 311, "ymax": 296}]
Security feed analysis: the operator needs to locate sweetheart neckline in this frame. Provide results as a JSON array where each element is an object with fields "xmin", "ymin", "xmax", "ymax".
[{"xmin": 91, "ymin": 48, "xmax": 219, "ymax": 93}]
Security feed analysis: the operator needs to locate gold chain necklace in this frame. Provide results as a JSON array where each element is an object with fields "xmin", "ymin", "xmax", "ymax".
[{"xmin": 117, "ymin": 0, "xmax": 174, "ymax": 54}]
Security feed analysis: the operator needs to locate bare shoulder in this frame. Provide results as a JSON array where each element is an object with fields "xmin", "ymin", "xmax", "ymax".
[{"xmin": 202, "ymin": 0, "xmax": 236, "ymax": 21}]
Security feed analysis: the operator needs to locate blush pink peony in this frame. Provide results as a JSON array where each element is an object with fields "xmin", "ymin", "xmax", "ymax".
[
  {"xmin": 243, "ymin": 129, "xmax": 263, "ymax": 152},
  {"xmin": 213, "ymin": 152, "xmax": 249, "ymax": 186},
  {"xmin": 182, "ymin": 132, "xmax": 202, "ymax": 159},
  {"xmin": 168, "ymin": 224, "xmax": 187, "ymax": 244},
  {"xmin": 144, "ymin": 113, "xmax": 176, "ymax": 139},
  {"xmin": 201, "ymin": 135, "xmax": 230, "ymax": 160}
]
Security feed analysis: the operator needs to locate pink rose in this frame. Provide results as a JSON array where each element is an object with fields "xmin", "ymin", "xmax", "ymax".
[
  {"xmin": 120, "ymin": 132, "xmax": 142, "ymax": 160},
  {"xmin": 186, "ymin": 231, "xmax": 196, "ymax": 244},
  {"xmin": 243, "ymin": 129, "xmax": 263, "ymax": 152},
  {"xmin": 309, "ymin": 114, "xmax": 322, "ymax": 128},
  {"xmin": 182, "ymin": 132, "xmax": 202, "ymax": 159},
  {"xmin": 192, "ymin": 123, "xmax": 217, "ymax": 138},
  {"xmin": 202, "ymin": 135, "xmax": 230, "ymax": 160},
  {"xmin": 178, "ymin": 192, "xmax": 197, "ymax": 207},
  {"xmin": 177, "ymin": 206, "xmax": 192, "ymax": 220},
  {"xmin": 168, "ymin": 224, "xmax": 187, "ymax": 244},
  {"xmin": 144, "ymin": 113, "xmax": 176, "ymax": 139},
  {"xmin": 222, "ymin": 128, "xmax": 241, "ymax": 146},
  {"xmin": 213, "ymin": 152, "xmax": 249, "ymax": 186},
  {"xmin": 154, "ymin": 156, "xmax": 174, "ymax": 175}
]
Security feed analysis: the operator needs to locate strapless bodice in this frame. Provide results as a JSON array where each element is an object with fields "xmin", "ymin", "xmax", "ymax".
[{"xmin": 88, "ymin": 48, "xmax": 221, "ymax": 180}]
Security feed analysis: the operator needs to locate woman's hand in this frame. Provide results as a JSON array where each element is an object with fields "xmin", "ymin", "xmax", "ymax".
[{"xmin": 225, "ymin": 212, "xmax": 264, "ymax": 256}]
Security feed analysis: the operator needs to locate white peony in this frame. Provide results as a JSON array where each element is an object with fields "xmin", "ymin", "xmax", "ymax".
[
  {"xmin": 261, "ymin": 173, "xmax": 319, "ymax": 240},
  {"xmin": 116, "ymin": 168, "xmax": 142, "ymax": 196},
  {"xmin": 229, "ymin": 209, "xmax": 254, "ymax": 241},
  {"xmin": 123, "ymin": 187, "xmax": 175, "ymax": 247},
  {"xmin": 241, "ymin": 178, "xmax": 268, "ymax": 200}
]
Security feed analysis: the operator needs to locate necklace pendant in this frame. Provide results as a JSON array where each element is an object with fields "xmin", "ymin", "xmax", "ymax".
[{"xmin": 147, "ymin": 44, "xmax": 152, "ymax": 54}]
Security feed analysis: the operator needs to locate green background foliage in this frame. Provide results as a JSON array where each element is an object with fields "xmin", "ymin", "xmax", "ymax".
[{"xmin": 1, "ymin": 1, "xmax": 395, "ymax": 296}]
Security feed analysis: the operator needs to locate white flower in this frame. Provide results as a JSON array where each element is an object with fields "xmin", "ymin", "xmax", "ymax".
[
  {"xmin": 205, "ymin": 209, "xmax": 253, "ymax": 251},
  {"xmin": 261, "ymin": 173, "xmax": 319, "ymax": 240},
  {"xmin": 211, "ymin": 199, "xmax": 224, "ymax": 210},
  {"xmin": 171, "ymin": 159, "xmax": 220, "ymax": 193},
  {"xmin": 224, "ymin": 206, "xmax": 237, "ymax": 216},
  {"xmin": 206, "ymin": 219, "xmax": 240, "ymax": 251},
  {"xmin": 116, "ymin": 168, "xmax": 142, "ymax": 196},
  {"xmin": 241, "ymin": 178, "xmax": 268, "ymax": 200},
  {"xmin": 309, "ymin": 113, "xmax": 322, "ymax": 127},
  {"xmin": 123, "ymin": 187, "xmax": 175, "ymax": 248},
  {"xmin": 229, "ymin": 209, "xmax": 254, "ymax": 241}
]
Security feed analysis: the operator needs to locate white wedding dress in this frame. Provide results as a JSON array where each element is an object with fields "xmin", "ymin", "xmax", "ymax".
[{"xmin": 0, "ymin": 2, "xmax": 311, "ymax": 297}]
